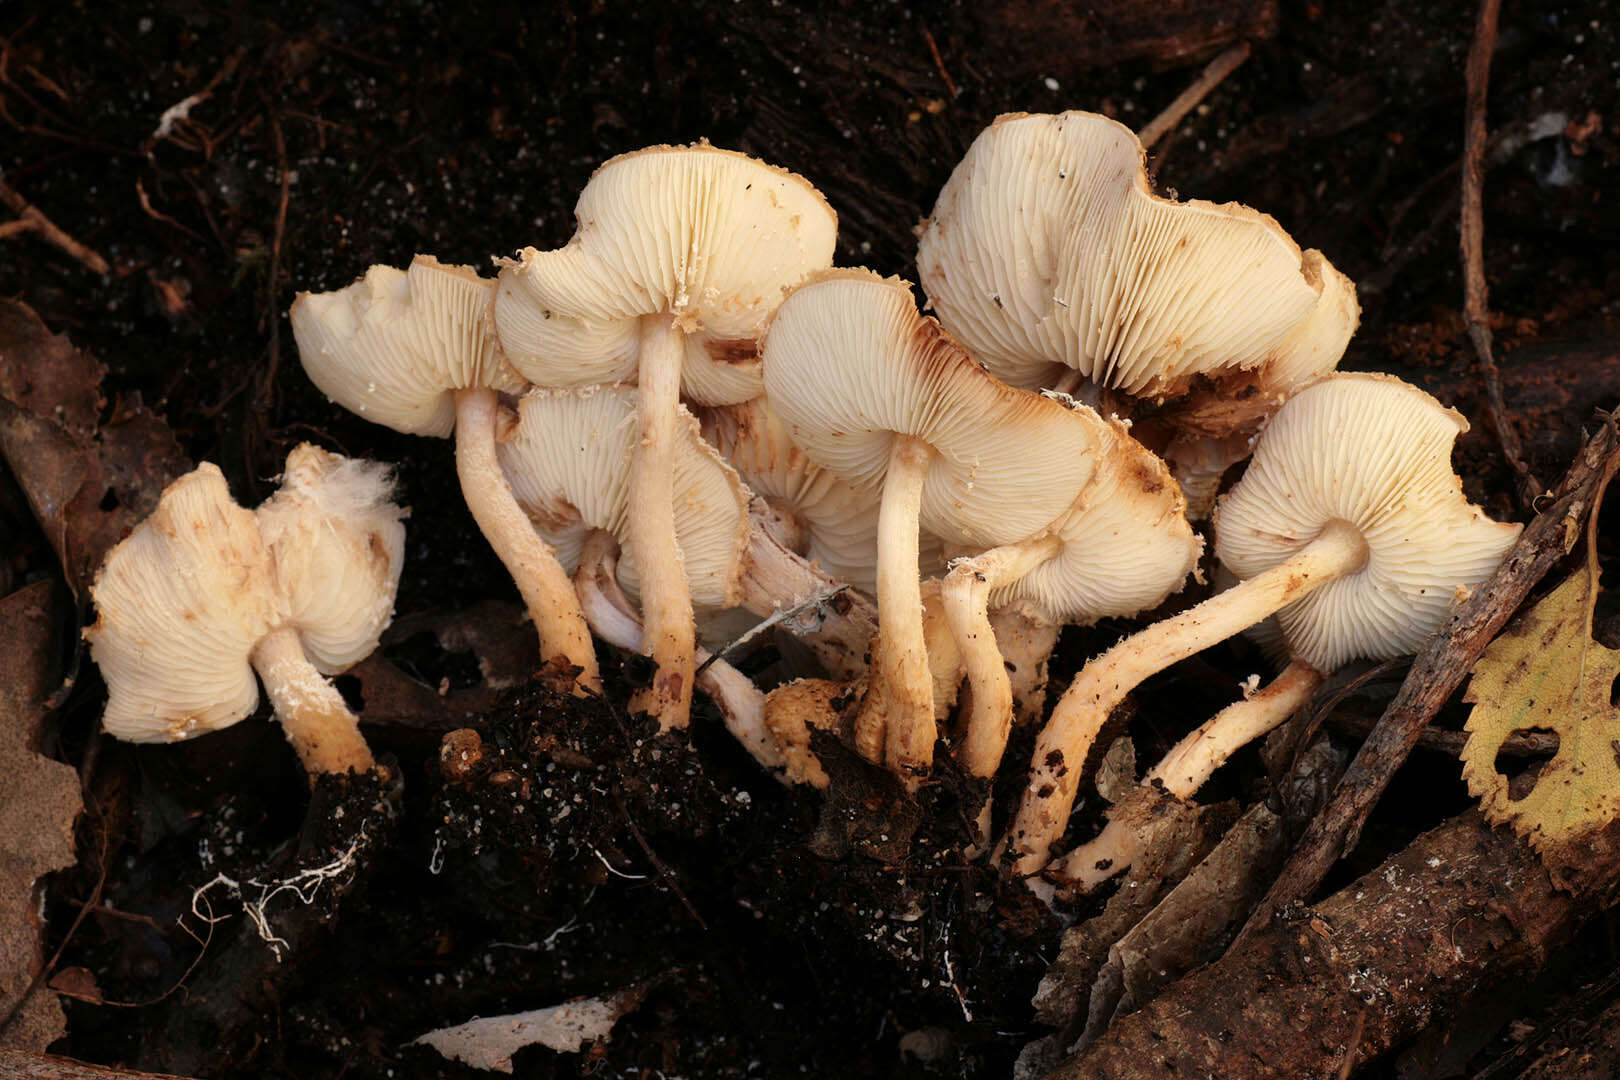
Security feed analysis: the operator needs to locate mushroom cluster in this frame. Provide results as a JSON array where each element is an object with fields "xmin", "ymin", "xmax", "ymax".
[{"xmin": 86, "ymin": 115, "xmax": 1521, "ymax": 886}]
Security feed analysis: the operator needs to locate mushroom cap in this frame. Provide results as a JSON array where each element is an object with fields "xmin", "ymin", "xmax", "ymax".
[
  {"xmin": 916, "ymin": 111, "xmax": 1342, "ymax": 403},
  {"xmin": 761, "ymin": 268, "xmax": 1103, "ymax": 548},
  {"xmin": 1168, "ymin": 250, "xmax": 1361, "ymax": 437},
  {"xmin": 291, "ymin": 255, "xmax": 526, "ymax": 437},
  {"xmin": 491, "ymin": 143, "xmax": 838, "ymax": 406},
  {"xmin": 1214, "ymin": 373, "xmax": 1523, "ymax": 671},
  {"xmin": 255, "ymin": 444, "xmax": 407, "ymax": 675},
  {"xmin": 992, "ymin": 417, "xmax": 1203, "ymax": 624},
  {"xmin": 496, "ymin": 384, "xmax": 751, "ymax": 609},
  {"xmin": 700, "ymin": 396, "xmax": 947, "ymax": 594},
  {"xmin": 86, "ymin": 464, "xmax": 285, "ymax": 743}
]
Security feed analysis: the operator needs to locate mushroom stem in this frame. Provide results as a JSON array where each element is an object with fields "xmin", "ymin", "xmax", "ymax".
[
  {"xmin": 855, "ymin": 433, "xmax": 938, "ymax": 783},
  {"xmin": 1009, "ymin": 517, "xmax": 1369, "ymax": 874},
  {"xmin": 943, "ymin": 531, "xmax": 1064, "ymax": 778},
  {"xmin": 1046, "ymin": 658, "xmax": 1325, "ymax": 891},
  {"xmin": 1150, "ymin": 658, "xmax": 1324, "ymax": 798},
  {"xmin": 739, "ymin": 500, "xmax": 879, "ymax": 680},
  {"xmin": 575, "ymin": 531, "xmax": 784, "ymax": 773},
  {"xmin": 988, "ymin": 602, "xmax": 1063, "ymax": 726},
  {"xmin": 627, "ymin": 312, "xmax": 696, "ymax": 730},
  {"xmin": 250, "ymin": 625, "xmax": 375, "ymax": 776},
  {"xmin": 454, "ymin": 386, "xmax": 601, "ymax": 694}
]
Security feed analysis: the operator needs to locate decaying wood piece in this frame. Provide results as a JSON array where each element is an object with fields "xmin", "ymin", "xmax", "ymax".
[
  {"xmin": 1045, "ymin": 809, "xmax": 1617, "ymax": 1079},
  {"xmin": 1240, "ymin": 414, "xmax": 1620, "ymax": 942},
  {"xmin": 0, "ymin": 1049, "xmax": 191, "ymax": 1080}
]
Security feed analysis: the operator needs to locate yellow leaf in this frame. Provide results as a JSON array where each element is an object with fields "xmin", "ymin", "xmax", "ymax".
[{"xmin": 1461, "ymin": 565, "xmax": 1620, "ymax": 879}]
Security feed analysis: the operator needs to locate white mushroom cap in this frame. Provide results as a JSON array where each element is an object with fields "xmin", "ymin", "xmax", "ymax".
[
  {"xmin": 496, "ymin": 385, "xmax": 750, "ymax": 609},
  {"xmin": 255, "ymin": 444, "xmax": 407, "ymax": 674},
  {"xmin": 761, "ymin": 268, "xmax": 1102, "ymax": 548},
  {"xmin": 992, "ymin": 418, "xmax": 1202, "ymax": 624},
  {"xmin": 492, "ymin": 143, "xmax": 838, "ymax": 405},
  {"xmin": 1215, "ymin": 373, "xmax": 1523, "ymax": 671},
  {"xmin": 86, "ymin": 465, "xmax": 285, "ymax": 743},
  {"xmin": 700, "ymin": 397, "xmax": 947, "ymax": 594},
  {"xmin": 916, "ymin": 111, "xmax": 1341, "ymax": 403},
  {"xmin": 291, "ymin": 255, "xmax": 526, "ymax": 437}
]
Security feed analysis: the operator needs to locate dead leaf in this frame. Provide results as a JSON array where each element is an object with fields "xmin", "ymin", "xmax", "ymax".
[
  {"xmin": 0, "ymin": 299, "xmax": 188, "ymax": 595},
  {"xmin": 410, "ymin": 982, "xmax": 650, "ymax": 1073},
  {"xmin": 0, "ymin": 582, "xmax": 84, "ymax": 1050},
  {"xmin": 1462, "ymin": 544, "xmax": 1620, "ymax": 885},
  {"xmin": 46, "ymin": 967, "xmax": 102, "ymax": 1005}
]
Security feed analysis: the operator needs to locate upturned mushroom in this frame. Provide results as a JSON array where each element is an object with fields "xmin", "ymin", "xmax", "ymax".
[
  {"xmin": 87, "ymin": 449, "xmax": 406, "ymax": 776},
  {"xmin": 492, "ymin": 143, "xmax": 837, "ymax": 728},
  {"xmin": 290, "ymin": 255, "xmax": 600, "ymax": 693},
  {"xmin": 1007, "ymin": 373, "xmax": 1523, "ymax": 873},
  {"xmin": 915, "ymin": 110, "xmax": 1358, "ymax": 513},
  {"xmin": 761, "ymin": 268, "xmax": 1101, "ymax": 784}
]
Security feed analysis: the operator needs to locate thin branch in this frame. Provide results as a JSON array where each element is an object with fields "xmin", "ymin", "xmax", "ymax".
[
  {"xmin": 0, "ymin": 172, "xmax": 110, "ymax": 274},
  {"xmin": 1139, "ymin": 42, "xmax": 1251, "ymax": 150},
  {"xmin": 1461, "ymin": 0, "xmax": 1538, "ymax": 503}
]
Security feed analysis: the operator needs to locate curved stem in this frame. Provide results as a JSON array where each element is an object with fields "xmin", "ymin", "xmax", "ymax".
[
  {"xmin": 1008, "ymin": 518, "xmax": 1368, "ymax": 874},
  {"xmin": 943, "ymin": 532, "xmax": 1063, "ymax": 778},
  {"xmin": 575, "ymin": 531, "xmax": 783, "ymax": 774},
  {"xmin": 1149, "ymin": 658, "xmax": 1324, "ymax": 798},
  {"xmin": 627, "ymin": 313, "xmax": 695, "ymax": 730},
  {"xmin": 251, "ymin": 626, "xmax": 374, "ymax": 775},
  {"xmin": 454, "ymin": 387, "xmax": 601, "ymax": 694},
  {"xmin": 1049, "ymin": 659, "xmax": 1325, "ymax": 891},
  {"xmin": 852, "ymin": 434, "xmax": 937, "ymax": 785},
  {"xmin": 738, "ymin": 500, "xmax": 879, "ymax": 681}
]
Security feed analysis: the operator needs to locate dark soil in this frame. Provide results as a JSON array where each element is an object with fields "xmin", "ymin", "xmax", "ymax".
[{"xmin": 3, "ymin": 1, "xmax": 1619, "ymax": 1077}]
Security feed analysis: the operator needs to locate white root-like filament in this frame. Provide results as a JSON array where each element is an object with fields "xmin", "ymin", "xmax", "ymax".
[
  {"xmin": 853, "ymin": 434, "xmax": 938, "ymax": 784},
  {"xmin": 1047, "ymin": 658, "xmax": 1325, "ymax": 890},
  {"xmin": 943, "ymin": 532, "xmax": 1063, "ymax": 779},
  {"xmin": 627, "ymin": 313, "xmax": 696, "ymax": 729},
  {"xmin": 251, "ymin": 625, "xmax": 375, "ymax": 776},
  {"xmin": 1008, "ymin": 518, "xmax": 1369, "ymax": 874},
  {"xmin": 454, "ymin": 386, "xmax": 601, "ymax": 694}
]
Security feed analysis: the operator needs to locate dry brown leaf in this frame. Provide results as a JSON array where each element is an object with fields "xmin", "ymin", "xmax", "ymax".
[
  {"xmin": 1462, "ymin": 534, "xmax": 1620, "ymax": 886},
  {"xmin": 0, "ymin": 582, "xmax": 84, "ymax": 1050},
  {"xmin": 0, "ymin": 299, "xmax": 188, "ymax": 595},
  {"xmin": 410, "ymin": 982, "xmax": 651, "ymax": 1073}
]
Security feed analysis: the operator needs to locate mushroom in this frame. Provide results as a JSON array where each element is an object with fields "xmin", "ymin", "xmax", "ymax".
[
  {"xmin": 915, "ymin": 110, "xmax": 1358, "ymax": 515},
  {"xmin": 942, "ymin": 416, "xmax": 1201, "ymax": 784},
  {"xmin": 290, "ymin": 255, "xmax": 600, "ymax": 693},
  {"xmin": 1007, "ymin": 373, "xmax": 1523, "ymax": 873},
  {"xmin": 493, "ymin": 384, "xmax": 878, "ymax": 703},
  {"xmin": 87, "ymin": 450, "xmax": 405, "ymax": 775},
  {"xmin": 761, "ymin": 268, "xmax": 1101, "ymax": 784},
  {"xmin": 492, "ymin": 143, "xmax": 837, "ymax": 728}
]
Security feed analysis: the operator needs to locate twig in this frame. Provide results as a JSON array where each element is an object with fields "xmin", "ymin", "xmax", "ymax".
[
  {"xmin": 1236, "ymin": 414, "xmax": 1620, "ymax": 946},
  {"xmin": 610, "ymin": 792, "xmax": 708, "ymax": 930},
  {"xmin": 1461, "ymin": 0, "xmax": 1538, "ymax": 504},
  {"xmin": 256, "ymin": 104, "xmax": 291, "ymax": 412},
  {"xmin": 1139, "ymin": 42, "xmax": 1251, "ymax": 151},
  {"xmin": 0, "ymin": 172, "xmax": 110, "ymax": 274},
  {"xmin": 921, "ymin": 28, "xmax": 957, "ymax": 99}
]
